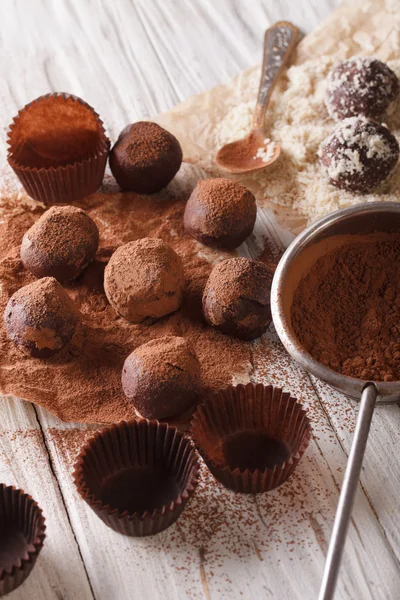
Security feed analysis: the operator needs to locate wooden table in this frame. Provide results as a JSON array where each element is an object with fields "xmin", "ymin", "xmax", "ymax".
[{"xmin": 2, "ymin": 1, "xmax": 400, "ymax": 599}]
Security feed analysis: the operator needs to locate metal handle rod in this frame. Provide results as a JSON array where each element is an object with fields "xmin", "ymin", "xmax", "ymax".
[
  {"xmin": 252, "ymin": 21, "xmax": 299, "ymax": 130},
  {"xmin": 318, "ymin": 383, "xmax": 378, "ymax": 600}
]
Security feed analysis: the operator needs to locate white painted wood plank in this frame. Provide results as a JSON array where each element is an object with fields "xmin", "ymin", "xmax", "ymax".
[
  {"xmin": 0, "ymin": 399, "xmax": 93, "ymax": 600},
  {"xmin": 135, "ymin": 0, "xmax": 338, "ymax": 100}
]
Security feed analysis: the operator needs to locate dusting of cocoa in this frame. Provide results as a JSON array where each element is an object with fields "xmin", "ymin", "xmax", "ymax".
[
  {"xmin": 258, "ymin": 236, "xmax": 283, "ymax": 275},
  {"xmin": 0, "ymin": 189, "xmax": 251, "ymax": 423},
  {"xmin": 291, "ymin": 234, "xmax": 400, "ymax": 381}
]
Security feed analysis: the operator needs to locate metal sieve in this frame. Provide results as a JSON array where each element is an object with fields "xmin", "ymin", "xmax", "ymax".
[{"xmin": 271, "ymin": 201, "xmax": 400, "ymax": 600}]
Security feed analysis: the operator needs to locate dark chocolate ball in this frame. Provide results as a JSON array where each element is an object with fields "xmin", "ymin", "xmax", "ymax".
[
  {"xmin": 104, "ymin": 238, "xmax": 185, "ymax": 323},
  {"xmin": 183, "ymin": 178, "xmax": 257, "ymax": 250},
  {"xmin": 122, "ymin": 336, "xmax": 201, "ymax": 419},
  {"xmin": 325, "ymin": 57, "xmax": 399, "ymax": 121},
  {"xmin": 319, "ymin": 117, "xmax": 399, "ymax": 193},
  {"xmin": 21, "ymin": 206, "xmax": 99, "ymax": 282},
  {"xmin": 202, "ymin": 257, "xmax": 272, "ymax": 340},
  {"xmin": 4, "ymin": 277, "xmax": 80, "ymax": 358},
  {"xmin": 109, "ymin": 122, "xmax": 183, "ymax": 194}
]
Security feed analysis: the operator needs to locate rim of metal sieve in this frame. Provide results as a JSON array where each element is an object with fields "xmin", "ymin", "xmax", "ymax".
[
  {"xmin": 272, "ymin": 200, "xmax": 400, "ymax": 599},
  {"xmin": 271, "ymin": 200, "xmax": 400, "ymax": 404}
]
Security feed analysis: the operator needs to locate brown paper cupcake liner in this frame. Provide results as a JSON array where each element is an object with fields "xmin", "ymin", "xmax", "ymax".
[
  {"xmin": 191, "ymin": 382, "xmax": 312, "ymax": 494},
  {"xmin": 0, "ymin": 484, "xmax": 46, "ymax": 597},
  {"xmin": 7, "ymin": 93, "xmax": 110, "ymax": 205},
  {"xmin": 73, "ymin": 419, "xmax": 199, "ymax": 537}
]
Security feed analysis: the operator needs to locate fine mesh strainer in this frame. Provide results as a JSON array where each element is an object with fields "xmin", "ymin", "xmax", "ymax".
[{"xmin": 271, "ymin": 201, "xmax": 400, "ymax": 600}]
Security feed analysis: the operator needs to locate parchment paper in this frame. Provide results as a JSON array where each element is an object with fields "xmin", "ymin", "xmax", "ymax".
[{"xmin": 155, "ymin": 0, "xmax": 400, "ymax": 235}]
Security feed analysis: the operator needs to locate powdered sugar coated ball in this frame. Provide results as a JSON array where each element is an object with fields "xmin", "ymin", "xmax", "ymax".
[
  {"xmin": 325, "ymin": 57, "xmax": 399, "ymax": 121},
  {"xmin": 318, "ymin": 117, "xmax": 399, "ymax": 193}
]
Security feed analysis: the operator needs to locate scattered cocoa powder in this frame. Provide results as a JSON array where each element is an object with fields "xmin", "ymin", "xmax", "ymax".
[
  {"xmin": 0, "ymin": 187, "xmax": 251, "ymax": 423},
  {"xmin": 291, "ymin": 234, "xmax": 400, "ymax": 381},
  {"xmin": 258, "ymin": 236, "xmax": 283, "ymax": 275}
]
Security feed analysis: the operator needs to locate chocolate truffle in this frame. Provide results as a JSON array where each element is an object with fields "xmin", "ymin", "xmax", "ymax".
[
  {"xmin": 109, "ymin": 122, "xmax": 183, "ymax": 194},
  {"xmin": 104, "ymin": 238, "xmax": 185, "ymax": 323},
  {"xmin": 202, "ymin": 257, "xmax": 272, "ymax": 340},
  {"xmin": 183, "ymin": 178, "xmax": 257, "ymax": 250},
  {"xmin": 4, "ymin": 277, "xmax": 80, "ymax": 358},
  {"xmin": 325, "ymin": 57, "xmax": 399, "ymax": 121},
  {"xmin": 122, "ymin": 336, "xmax": 201, "ymax": 419},
  {"xmin": 318, "ymin": 117, "xmax": 399, "ymax": 193},
  {"xmin": 21, "ymin": 206, "xmax": 99, "ymax": 282}
]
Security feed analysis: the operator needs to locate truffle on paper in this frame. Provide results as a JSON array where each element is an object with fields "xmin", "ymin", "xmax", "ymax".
[
  {"xmin": 202, "ymin": 257, "xmax": 272, "ymax": 340},
  {"xmin": 183, "ymin": 178, "xmax": 257, "ymax": 250},
  {"xmin": 21, "ymin": 206, "xmax": 99, "ymax": 282},
  {"xmin": 122, "ymin": 336, "xmax": 201, "ymax": 419},
  {"xmin": 319, "ymin": 117, "xmax": 399, "ymax": 193},
  {"xmin": 104, "ymin": 238, "xmax": 185, "ymax": 323},
  {"xmin": 109, "ymin": 122, "xmax": 183, "ymax": 194},
  {"xmin": 4, "ymin": 277, "xmax": 80, "ymax": 358}
]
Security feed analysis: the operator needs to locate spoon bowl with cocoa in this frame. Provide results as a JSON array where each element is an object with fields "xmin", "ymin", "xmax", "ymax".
[
  {"xmin": 216, "ymin": 21, "xmax": 298, "ymax": 174},
  {"xmin": 271, "ymin": 201, "xmax": 400, "ymax": 600}
]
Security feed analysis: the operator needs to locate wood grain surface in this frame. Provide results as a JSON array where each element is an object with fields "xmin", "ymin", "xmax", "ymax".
[{"xmin": 3, "ymin": 2, "xmax": 400, "ymax": 600}]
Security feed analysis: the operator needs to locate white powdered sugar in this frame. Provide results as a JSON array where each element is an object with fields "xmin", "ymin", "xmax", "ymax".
[
  {"xmin": 254, "ymin": 139, "xmax": 276, "ymax": 162},
  {"xmin": 213, "ymin": 57, "xmax": 400, "ymax": 224}
]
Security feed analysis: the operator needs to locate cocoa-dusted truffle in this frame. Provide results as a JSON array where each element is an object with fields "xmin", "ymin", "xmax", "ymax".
[
  {"xmin": 104, "ymin": 238, "xmax": 185, "ymax": 323},
  {"xmin": 202, "ymin": 257, "xmax": 272, "ymax": 340},
  {"xmin": 184, "ymin": 178, "xmax": 257, "ymax": 250},
  {"xmin": 21, "ymin": 206, "xmax": 99, "ymax": 282},
  {"xmin": 109, "ymin": 122, "xmax": 183, "ymax": 194},
  {"xmin": 4, "ymin": 277, "xmax": 80, "ymax": 358},
  {"xmin": 325, "ymin": 57, "xmax": 399, "ymax": 121},
  {"xmin": 122, "ymin": 336, "xmax": 201, "ymax": 419},
  {"xmin": 318, "ymin": 117, "xmax": 399, "ymax": 193}
]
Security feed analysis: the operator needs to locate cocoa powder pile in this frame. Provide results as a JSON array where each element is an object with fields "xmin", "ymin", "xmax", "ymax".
[
  {"xmin": 291, "ymin": 234, "xmax": 400, "ymax": 381},
  {"xmin": 0, "ymin": 188, "xmax": 251, "ymax": 423}
]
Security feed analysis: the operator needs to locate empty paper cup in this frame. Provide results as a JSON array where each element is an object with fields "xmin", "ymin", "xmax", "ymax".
[
  {"xmin": 191, "ymin": 382, "xmax": 312, "ymax": 493},
  {"xmin": 7, "ymin": 93, "xmax": 110, "ymax": 205},
  {"xmin": 74, "ymin": 419, "xmax": 199, "ymax": 536},
  {"xmin": 0, "ymin": 484, "xmax": 46, "ymax": 596}
]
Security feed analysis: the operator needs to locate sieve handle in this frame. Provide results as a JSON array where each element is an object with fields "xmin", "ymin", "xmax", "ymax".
[{"xmin": 318, "ymin": 383, "xmax": 378, "ymax": 600}]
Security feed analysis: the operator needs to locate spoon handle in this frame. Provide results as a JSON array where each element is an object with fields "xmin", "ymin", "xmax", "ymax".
[{"xmin": 253, "ymin": 21, "xmax": 299, "ymax": 130}]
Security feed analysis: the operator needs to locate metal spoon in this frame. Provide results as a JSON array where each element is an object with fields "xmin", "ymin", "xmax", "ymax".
[{"xmin": 216, "ymin": 21, "xmax": 299, "ymax": 174}]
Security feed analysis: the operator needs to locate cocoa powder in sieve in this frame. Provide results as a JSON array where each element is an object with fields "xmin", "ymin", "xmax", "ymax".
[
  {"xmin": 0, "ymin": 188, "xmax": 251, "ymax": 423},
  {"xmin": 291, "ymin": 233, "xmax": 400, "ymax": 382}
]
